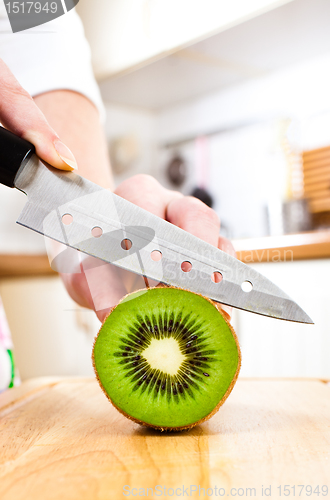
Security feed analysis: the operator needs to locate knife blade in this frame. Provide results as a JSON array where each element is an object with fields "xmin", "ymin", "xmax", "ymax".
[{"xmin": 0, "ymin": 126, "xmax": 313, "ymax": 323}]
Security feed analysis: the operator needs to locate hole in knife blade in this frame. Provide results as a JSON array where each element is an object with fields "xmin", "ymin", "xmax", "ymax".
[
  {"xmin": 91, "ymin": 226, "xmax": 103, "ymax": 238},
  {"xmin": 181, "ymin": 261, "xmax": 192, "ymax": 272},
  {"xmin": 62, "ymin": 214, "xmax": 73, "ymax": 226},
  {"xmin": 211, "ymin": 271, "xmax": 223, "ymax": 283},
  {"xmin": 151, "ymin": 250, "xmax": 162, "ymax": 262},
  {"xmin": 241, "ymin": 280, "xmax": 253, "ymax": 293},
  {"xmin": 121, "ymin": 238, "xmax": 132, "ymax": 250}
]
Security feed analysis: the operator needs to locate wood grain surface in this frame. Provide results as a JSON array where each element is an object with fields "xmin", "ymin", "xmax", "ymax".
[
  {"xmin": 0, "ymin": 254, "xmax": 55, "ymax": 278},
  {"xmin": 0, "ymin": 378, "xmax": 329, "ymax": 500},
  {"xmin": 302, "ymin": 145, "xmax": 330, "ymax": 213}
]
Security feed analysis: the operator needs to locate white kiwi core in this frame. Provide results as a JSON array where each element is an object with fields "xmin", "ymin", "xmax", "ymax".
[{"xmin": 142, "ymin": 337, "xmax": 185, "ymax": 375}]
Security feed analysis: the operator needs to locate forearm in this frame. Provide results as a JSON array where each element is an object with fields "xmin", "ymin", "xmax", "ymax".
[{"xmin": 34, "ymin": 90, "xmax": 114, "ymax": 190}]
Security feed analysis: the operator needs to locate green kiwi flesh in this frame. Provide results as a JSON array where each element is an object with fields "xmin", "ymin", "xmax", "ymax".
[{"xmin": 93, "ymin": 287, "xmax": 241, "ymax": 430}]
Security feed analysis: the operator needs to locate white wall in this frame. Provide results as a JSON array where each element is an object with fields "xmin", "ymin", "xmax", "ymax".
[
  {"xmin": 157, "ymin": 121, "xmax": 289, "ymax": 238},
  {"xmin": 0, "ymin": 185, "xmax": 46, "ymax": 253},
  {"xmin": 104, "ymin": 103, "xmax": 157, "ymax": 187},
  {"xmin": 155, "ymin": 52, "xmax": 330, "ymax": 238}
]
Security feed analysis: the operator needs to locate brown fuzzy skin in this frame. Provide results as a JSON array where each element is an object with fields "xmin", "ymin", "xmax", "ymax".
[{"xmin": 92, "ymin": 287, "xmax": 241, "ymax": 431}]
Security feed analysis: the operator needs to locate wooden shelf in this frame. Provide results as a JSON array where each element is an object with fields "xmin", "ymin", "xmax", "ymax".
[
  {"xmin": 234, "ymin": 229, "xmax": 330, "ymax": 263},
  {"xmin": 1, "ymin": 230, "xmax": 330, "ymax": 278},
  {"xmin": 0, "ymin": 254, "xmax": 56, "ymax": 278}
]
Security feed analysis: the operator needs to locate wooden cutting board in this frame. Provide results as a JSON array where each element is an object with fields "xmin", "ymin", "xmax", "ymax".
[{"xmin": 0, "ymin": 378, "xmax": 329, "ymax": 500}]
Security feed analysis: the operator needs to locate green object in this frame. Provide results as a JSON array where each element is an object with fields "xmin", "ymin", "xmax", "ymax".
[
  {"xmin": 93, "ymin": 288, "xmax": 241, "ymax": 430},
  {"xmin": 7, "ymin": 350, "xmax": 15, "ymax": 389}
]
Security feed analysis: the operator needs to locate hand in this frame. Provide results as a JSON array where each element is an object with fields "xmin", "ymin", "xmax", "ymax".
[
  {"xmin": 59, "ymin": 174, "xmax": 236, "ymax": 322},
  {"xmin": 0, "ymin": 58, "xmax": 235, "ymax": 321},
  {"xmin": 0, "ymin": 58, "xmax": 77, "ymax": 171}
]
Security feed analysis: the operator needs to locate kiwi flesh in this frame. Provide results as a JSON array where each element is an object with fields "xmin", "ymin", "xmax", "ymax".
[{"xmin": 93, "ymin": 287, "xmax": 241, "ymax": 431}]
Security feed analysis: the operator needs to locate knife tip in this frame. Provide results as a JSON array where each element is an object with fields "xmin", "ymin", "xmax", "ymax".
[{"xmin": 293, "ymin": 307, "xmax": 314, "ymax": 325}]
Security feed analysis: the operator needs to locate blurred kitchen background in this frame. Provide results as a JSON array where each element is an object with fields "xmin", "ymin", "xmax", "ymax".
[{"xmin": 1, "ymin": 0, "xmax": 330, "ymax": 383}]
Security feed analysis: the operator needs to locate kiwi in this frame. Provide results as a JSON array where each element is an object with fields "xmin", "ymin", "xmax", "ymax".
[{"xmin": 93, "ymin": 287, "xmax": 241, "ymax": 431}]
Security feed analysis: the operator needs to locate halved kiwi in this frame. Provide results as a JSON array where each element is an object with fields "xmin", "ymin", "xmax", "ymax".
[{"xmin": 93, "ymin": 287, "xmax": 241, "ymax": 430}]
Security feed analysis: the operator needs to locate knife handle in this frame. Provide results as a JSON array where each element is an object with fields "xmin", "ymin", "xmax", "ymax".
[{"xmin": 0, "ymin": 126, "xmax": 35, "ymax": 188}]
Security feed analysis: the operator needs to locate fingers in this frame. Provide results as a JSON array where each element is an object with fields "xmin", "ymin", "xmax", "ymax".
[
  {"xmin": 60, "ymin": 257, "xmax": 128, "ymax": 323},
  {"xmin": 80, "ymin": 259, "xmax": 128, "ymax": 322},
  {"xmin": 218, "ymin": 235, "xmax": 236, "ymax": 258},
  {"xmin": 166, "ymin": 196, "xmax": 220, "ymax": 247},
  {"xmin": 116, "ymin": 175, "xmax": 221, "ymax": 248},
  {"xmin": 61, "ymin": 265, "xmax": 95, "ymax": 311},
  {"xmin": 114, "ymin": 174, "xmax": 183, "ymax": 217},
  {"xmin": 0, "ymin": 59, "xmax": 77, "ymax": 171},
  {"xmin": 79, "ymin": 174, "xmax": 181, "ymax": 319},
  {"xmin": 167, "ymin": 199, "xmax": 233, "ymax": 318},
  {"xmin": 82, "ymin": 173, "xmax": 172, "ymax": 320},
  {"xmin": 217, "ymin": 236, "xmax": 236, "ymax": 320}
]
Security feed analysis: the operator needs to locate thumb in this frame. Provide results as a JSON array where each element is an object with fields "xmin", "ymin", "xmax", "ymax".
[{"xmin": 0, "ymin": 59, "xmax": 77, "ymax": 171}]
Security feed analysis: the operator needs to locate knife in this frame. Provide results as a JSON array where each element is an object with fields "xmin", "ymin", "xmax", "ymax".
[{"xmin": 0, "ymin": 126, "xmax": 313, "ymax": 323}]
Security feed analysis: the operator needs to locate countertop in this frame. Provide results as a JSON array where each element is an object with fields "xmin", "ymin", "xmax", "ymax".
[
  {"xmin": 0, "ymin": 377, "xmax": 329, "ymax": 499},
  {"xmin": 1, "ymin": 230, "xmax": 330, "ymax": 278}
]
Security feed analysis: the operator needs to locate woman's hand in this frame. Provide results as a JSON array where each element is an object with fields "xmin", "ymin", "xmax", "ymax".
[
  {"xmin": 0, "ymin": 58, "xmax": 234, "ymax": 322},
  {"xmin": 0, "ymin": 58, "xmax": 77, "ymax": 171},
  {"xmin": 60, "ymin": 174, "xmax": 236, "ymax": 323}
]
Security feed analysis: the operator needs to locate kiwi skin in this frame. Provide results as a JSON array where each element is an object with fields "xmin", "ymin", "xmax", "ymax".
[{"xmin": 92, "ymin": 287, "xmax": 241, "ymax": 432}]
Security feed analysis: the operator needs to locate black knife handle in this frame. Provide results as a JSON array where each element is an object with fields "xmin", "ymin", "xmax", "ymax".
[{"xmin": 0, "ymin": 126, "xmax": 35, "ymax": 188}]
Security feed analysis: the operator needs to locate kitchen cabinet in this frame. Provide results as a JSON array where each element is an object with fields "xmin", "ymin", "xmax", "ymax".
[
  {"xmin": 231, "ymin": 259, "xmax": 330, "ymax": 379},
  {"xmin": 0, "ymin": 377, "xmax": 329, "ymax": 498},
  {"xmin": 96, "ymin": 0, "xmax": 330, "ymax": 110},
  {"xmin": 0, "ymin": 276, "xmax": 100, "ymax": 380},
  {"xmin": 77, "ymin": 0, "xmax": 294, "ymax": 80}
]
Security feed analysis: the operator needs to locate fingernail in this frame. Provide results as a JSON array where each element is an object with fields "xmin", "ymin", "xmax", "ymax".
[{"xmin": 54, "ymin": 140, "xmax": 78, "ymax": 170}]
